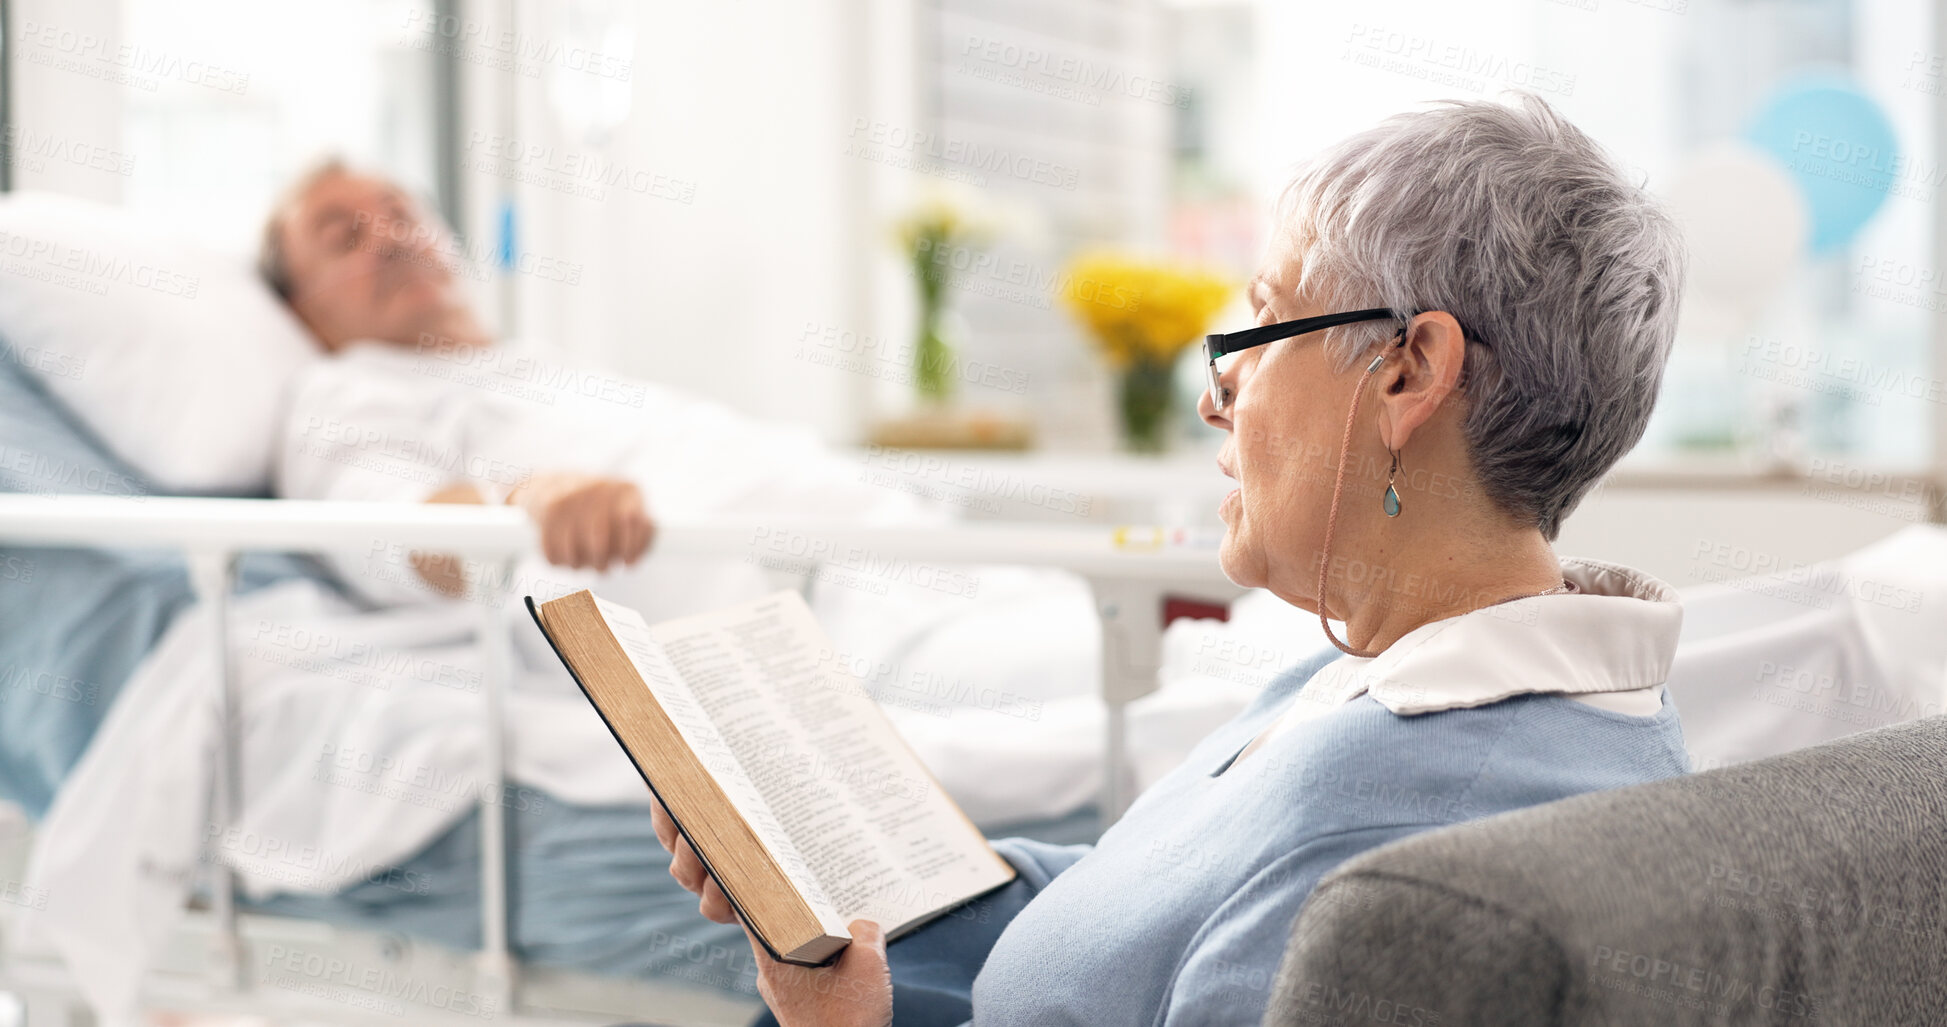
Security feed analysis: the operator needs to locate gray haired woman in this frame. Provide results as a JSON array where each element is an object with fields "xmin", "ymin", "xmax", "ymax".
[{"xmin": 656, "ymin": 93, "xmax": 1690, "ymax": 1027}]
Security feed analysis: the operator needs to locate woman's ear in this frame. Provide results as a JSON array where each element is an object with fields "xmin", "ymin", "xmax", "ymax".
[{"xmin": 1375, "ymin": 311, "xmax": 1466, "ymax": 452}]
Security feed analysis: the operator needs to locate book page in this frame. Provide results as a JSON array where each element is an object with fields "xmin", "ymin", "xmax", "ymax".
[
  {"xmin": 645, "ymin": 591, "xmax": 1013, "ymax": 930},
  {"xmin": 592, "ymin": 596, "xmax": 850, "ymax": 933}
]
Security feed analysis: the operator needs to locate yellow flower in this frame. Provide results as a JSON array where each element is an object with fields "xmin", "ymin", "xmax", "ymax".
[
  {"xmin": 892, "ymin": 183, "xmax": 998, "ymax": 257},
  {"xmin": 1061, "ymin": 251, "xmax": 1231, "ymax": 369}
]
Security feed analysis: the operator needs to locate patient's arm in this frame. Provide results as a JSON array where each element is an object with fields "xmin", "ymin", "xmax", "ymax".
[
  {"xmin": 409, "ymin": 473, "xmax": 655, "ymax": 593},
  {"xmin": 409, "ymin": 482, "xmax": 487, "ymax": 596},
  {"xmin": 507, "ymin": 472, "xmax": 654, "ymax": 571}
]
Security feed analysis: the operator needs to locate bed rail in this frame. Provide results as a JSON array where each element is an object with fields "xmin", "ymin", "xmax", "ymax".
[{"xmin": 0, "ymin": 494, "xmax": 1241, "ymax": 1018}]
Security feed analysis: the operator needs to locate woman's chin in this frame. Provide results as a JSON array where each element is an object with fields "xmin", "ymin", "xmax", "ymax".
[{"xmin": 1215, "ymin": 528, "xmax": 1261, "ymax": 589}]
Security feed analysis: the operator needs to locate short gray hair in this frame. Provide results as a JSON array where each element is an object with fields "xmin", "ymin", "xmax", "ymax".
[
  {"xmin": 257, "ymin": 156, "xmax": 349, "ymax": 301},
  {"xmin": 1280, "ymin": 93, "xmax": 1684, "ymax": 540}
]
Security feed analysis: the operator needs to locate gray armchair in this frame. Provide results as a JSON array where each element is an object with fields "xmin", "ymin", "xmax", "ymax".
[{"xmin": 1267, "ymin": 716, "xmax": 1947, "ymax": 1025}]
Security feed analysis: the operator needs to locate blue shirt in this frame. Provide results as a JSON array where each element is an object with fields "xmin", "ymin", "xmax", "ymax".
[{"xmin": 965, "ymin": 646, "xmax": 1690, "ymax": 1025}]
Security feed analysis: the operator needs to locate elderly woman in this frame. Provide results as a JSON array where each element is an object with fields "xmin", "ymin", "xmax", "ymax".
[{"xmin": 655, "ymin": 93, "xmax": 1689, "ymax": 1026}]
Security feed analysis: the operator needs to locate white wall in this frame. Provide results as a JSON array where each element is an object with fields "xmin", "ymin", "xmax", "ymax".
[
  {"xmin": 476, "ymin": 0, "xmax": 1174, "ymax": 447},
  {"xmin": 472, "ymin": 0, "xmax": 875, "ymax": 442},
  {"xmin": 9, "ymin": 0, "xmax": 123, "ymax": 203}
]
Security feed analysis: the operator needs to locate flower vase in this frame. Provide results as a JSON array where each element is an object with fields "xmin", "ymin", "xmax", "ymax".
[
  {"xmin": 914, "ymin": 305, "xmax": 954, "ymax": 404},
  {"xmin": 1117, "ymin": 357, "xmax": 1175, "ymax": 454}
]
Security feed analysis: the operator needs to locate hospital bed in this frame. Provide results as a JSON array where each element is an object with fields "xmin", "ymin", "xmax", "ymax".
[
  {"xmin": 0, "ymin": 190, "xmax": 1256, "ymax": 1021},
  {"xmin": 0, "ymin": 495, "xmax": 1243, "ymax": 1027}
]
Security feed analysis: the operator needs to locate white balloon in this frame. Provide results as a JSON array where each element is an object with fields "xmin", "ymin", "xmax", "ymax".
[{"xmin": 1664, "ymin": 141, "xmax": 1809, "ymax": 312}]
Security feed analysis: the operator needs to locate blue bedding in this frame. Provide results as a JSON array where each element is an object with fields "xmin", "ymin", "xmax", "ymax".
[
  {"xmin": 0, "ymin": 353, "xmax": 334, "ymax": 816},
  {"xmin": 250, "ymin": 798, "xmax": 1100, "ymax": 997}
]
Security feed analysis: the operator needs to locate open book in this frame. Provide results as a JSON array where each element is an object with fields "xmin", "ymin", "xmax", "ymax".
[{"xmin": 526, "ymin": 589, "xmax": 1017, "ymax": 966}]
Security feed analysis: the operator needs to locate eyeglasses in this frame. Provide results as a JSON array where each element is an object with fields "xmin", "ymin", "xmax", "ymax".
[{"xmin": 1202, "ymin": 307, "xmax": 1399, "ymax": 413}]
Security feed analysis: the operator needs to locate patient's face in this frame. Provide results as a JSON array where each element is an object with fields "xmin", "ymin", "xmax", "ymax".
[
  {"xmin": 1200, "ymin": 234, "xmax": 1363, "ymax": 612},
  {"xmin": 278, "ymin": 172, "xmax": 470, "ymax": 352}
]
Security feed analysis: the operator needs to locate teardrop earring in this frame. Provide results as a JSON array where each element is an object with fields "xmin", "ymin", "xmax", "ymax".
[{"xmin": 1382, "ymin": 449, "xmax": 1402, "ymax": 517}]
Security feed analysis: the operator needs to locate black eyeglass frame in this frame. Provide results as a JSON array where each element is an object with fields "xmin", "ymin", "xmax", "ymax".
[{"xmin": 1202, "ymin": 307, "xmax": 1400, "ymax": 412}]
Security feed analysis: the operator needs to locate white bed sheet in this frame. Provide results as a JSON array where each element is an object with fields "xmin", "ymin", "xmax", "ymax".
[{"xmin": 1667, "ymin": 524, "xmax": 1947, "ymax": 770}]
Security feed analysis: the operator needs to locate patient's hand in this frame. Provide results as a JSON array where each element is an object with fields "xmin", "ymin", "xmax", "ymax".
[
  {"xmin": 412, "ymin": 482, "xmax": 488, "ymax": 596},
  {"xmin": 508, "ymin": 472, "xmax": 654, "ymax": 571}
]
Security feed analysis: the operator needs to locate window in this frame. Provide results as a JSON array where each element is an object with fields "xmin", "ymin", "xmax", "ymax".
[
  {"xmin": 904, "ymin": 0, "xmax": 1174, "ymax": 447},
  {"xmin": 114, "ymin": 0, "xmax": 443, "ymax": 252},
  {"xmin": 1161, "ymin": 0, "xmax": 1938, "ymax": 473}
]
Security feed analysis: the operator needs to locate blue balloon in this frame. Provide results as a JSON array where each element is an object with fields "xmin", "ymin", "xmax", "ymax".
[{"xmin": 1744, "ymin": 76, "xmax": 1900, "ymax": 254}]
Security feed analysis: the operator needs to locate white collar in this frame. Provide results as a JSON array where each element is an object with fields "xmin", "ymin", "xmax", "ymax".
[{"xmin": 1302, "ymin": 557, "xmax": 1683, "ymax": 715}]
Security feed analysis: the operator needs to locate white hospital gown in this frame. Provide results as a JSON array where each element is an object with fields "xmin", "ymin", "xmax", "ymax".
[{"xmin": 274, "ymin": 337, "xmax": 930, "ymax": 621}]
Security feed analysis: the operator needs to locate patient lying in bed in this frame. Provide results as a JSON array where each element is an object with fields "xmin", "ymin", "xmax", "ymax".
[{"xmin": 256, "ymin": 160, "xmax": 917, "ymax": 617}]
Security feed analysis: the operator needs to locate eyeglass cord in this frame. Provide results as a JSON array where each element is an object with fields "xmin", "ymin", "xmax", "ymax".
[{"xmin": 1314, "ymin": 343, "xmax": 1570, "ymax": 658}]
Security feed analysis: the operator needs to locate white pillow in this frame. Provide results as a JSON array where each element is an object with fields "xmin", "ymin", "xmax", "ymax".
[{"xmin": 0, "ymin": 192, "xmax": 321, "ymax": 493}]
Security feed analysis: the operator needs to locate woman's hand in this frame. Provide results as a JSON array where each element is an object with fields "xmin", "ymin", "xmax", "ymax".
[
  {"xmin": 747, "ymin": 919, "xmax": 893, "ymax": 1027},
  {"xmin": 650, "ymin": 798, "xmax": 895, "ymax": 1026},
  {"xmin": 648, "ymin": 795, "xmax": 737, "ymax": 924}
]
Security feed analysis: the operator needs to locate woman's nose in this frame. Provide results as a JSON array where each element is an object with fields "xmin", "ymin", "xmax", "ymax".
[{"xmin": 1198, "ymin": 382, "xmax": 1232, "ymax": 432}]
